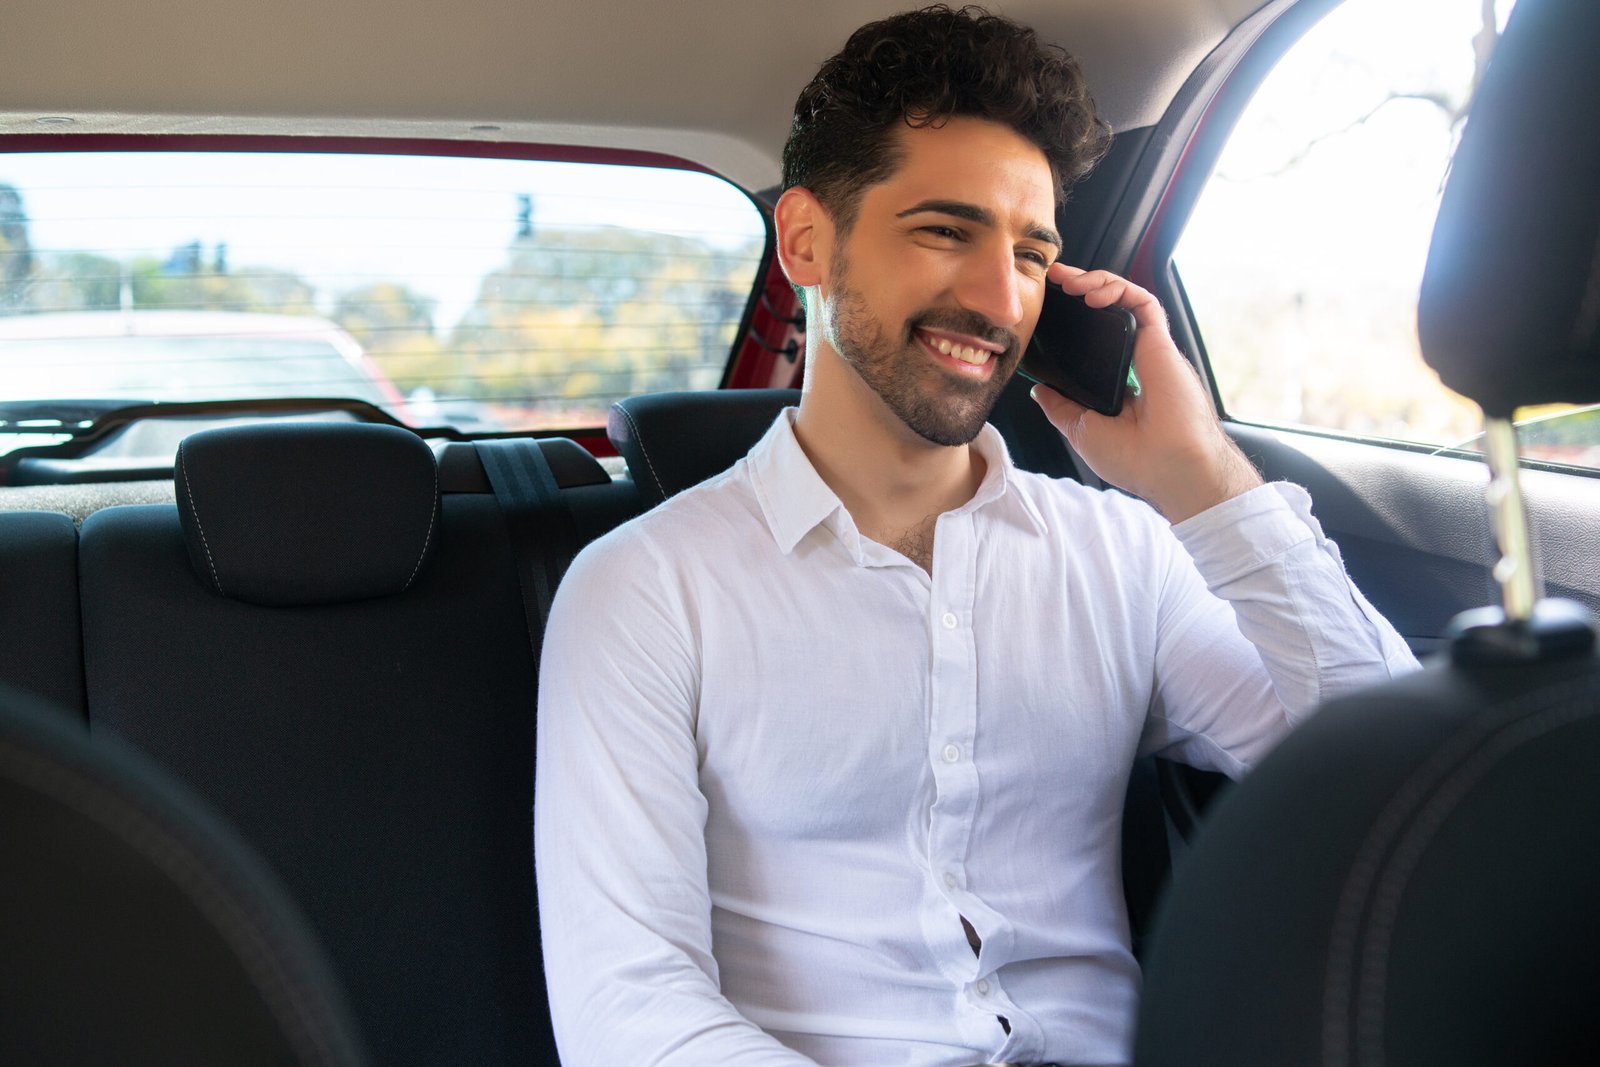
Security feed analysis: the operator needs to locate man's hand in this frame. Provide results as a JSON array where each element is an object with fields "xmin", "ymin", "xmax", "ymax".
[{"xmin": 1030, "ymin": 263, "xmax": 1263, "ymax": 523}]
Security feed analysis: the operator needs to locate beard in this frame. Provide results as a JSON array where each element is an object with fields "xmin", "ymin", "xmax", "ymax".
[{"xmin": 823, "ymin": 254, "xmax": 1020, "ymax": 447}]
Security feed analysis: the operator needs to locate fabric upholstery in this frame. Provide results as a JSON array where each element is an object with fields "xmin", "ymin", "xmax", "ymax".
[
  {"xmin": 175, "ymin": 423, "xmax": 439, "ymax": 607},
  {"xmin": 1134, "ymin": 651, "xmax": 1600, "ymax": 1066},
  {"xmin": 0, "ymin": 683, "xmax": 366, "ymax": 1066},
  {"xmin": 0, "ymin": 511, "xmax": 85, "ymax": 719},
  {"xmin": 608, "ymin": 388, "xmax": 800, "ymax": 506},
  {"xmin": 80, "ymin": 492, "xmax": 556, "ymax": 1065}
]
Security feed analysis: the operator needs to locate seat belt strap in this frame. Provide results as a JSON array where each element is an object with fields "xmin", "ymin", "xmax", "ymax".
[{"xmin": 476, "ymin": 438, "xmax": 580, "ymax": 680}]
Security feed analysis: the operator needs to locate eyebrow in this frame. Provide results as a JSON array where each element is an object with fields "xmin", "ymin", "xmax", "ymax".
[{"xmin": 896, "ymin": 198, "xmax": 1062, "ymax": 252}]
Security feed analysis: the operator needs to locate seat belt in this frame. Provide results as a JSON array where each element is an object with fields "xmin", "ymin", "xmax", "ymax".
[{"xmin": 476, "ymin": 438, "xmax": 581, "ymax": 681}]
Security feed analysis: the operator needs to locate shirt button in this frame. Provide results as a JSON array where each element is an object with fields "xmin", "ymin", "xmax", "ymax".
[
  {"xmin": 943, "ymin": 872, "xmax": 957, "ymax": 889},
  {"xmin": 941, "ymin": 743, "xmax": 960, "ymax": 763},
  {"xmin": 976, "ymin": 979, "xmax": 992, "ymax": 996},
  {"xmin": 941, "ymin": 611, "xmax": 958, "ymax": 629}
]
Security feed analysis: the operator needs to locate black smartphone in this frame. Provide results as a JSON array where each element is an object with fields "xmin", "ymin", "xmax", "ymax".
[{"xmin": 1019, "ymin": 285, "xmax": 1139, "ymax": 416}]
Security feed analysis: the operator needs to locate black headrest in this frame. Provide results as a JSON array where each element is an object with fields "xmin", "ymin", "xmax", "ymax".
[
  {"xmin": 1418, "ymin": 0, "xmax": 1600, "ymax": 416},
  {"xmin": 0, "ymin": 684, "xmax": 367, "ymax": 1064},
  {"xmin": 1135, "ymin": 650, "xmax": 1600, "ymax": 1066},
  {"xmin": 175, "ymin": 423, "xmax": 439, "ymax": 608},
  {"xmin": 608, "ymin": 389, "xmax": 800, "ymax": 506}
]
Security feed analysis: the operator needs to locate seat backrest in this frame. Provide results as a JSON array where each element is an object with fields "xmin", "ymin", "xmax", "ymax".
[
  {"xmin": 0, "ymin": 510, "xmax": 85, "ymax": 719},
  {"xmin": 0, "ymin": 682, "xmax": 367, "ymax": 1066},
  {"xmin": 76, "ymin": 422, "xmax": 638, "ymax": 1066},
  {"xmin": 1133, "ymin": 650, "xmax": 1600, "ymax": 1066}
]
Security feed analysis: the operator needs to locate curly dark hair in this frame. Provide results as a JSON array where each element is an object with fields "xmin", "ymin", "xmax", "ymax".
[{"xmin": 781, "ymin": 5, "xmax": 1113, "ymax": 231}]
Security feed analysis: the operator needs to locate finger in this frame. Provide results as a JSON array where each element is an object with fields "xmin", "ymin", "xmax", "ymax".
[
  {"xmin": 1028, "ymin": 381, "xmax": 1096, "ymax": 448},
  {"xmin": 1048, "ymin": 268, "xmax": 1170, "ymax": 335},
  {"xmin": 1046, "ymin": 261, "xmax": 1086, "ymax": 285}
]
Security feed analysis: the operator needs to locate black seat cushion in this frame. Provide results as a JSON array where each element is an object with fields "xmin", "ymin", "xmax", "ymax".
[
  {"xmin": 175, "ymin": 423, "xmax": 439, "ymax": 607},
  {"xmin": 0, "ymin": 683, "xmax": 366, "ymax": 1066},
  {"xmin": 608, "ymin": 389, "xmax": 800, "ymax": 506}
]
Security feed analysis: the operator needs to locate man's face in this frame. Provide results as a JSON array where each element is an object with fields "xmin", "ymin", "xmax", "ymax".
[{"xmin": 818, "ymin": 117, "xmax": 1060, "ymax": 446}]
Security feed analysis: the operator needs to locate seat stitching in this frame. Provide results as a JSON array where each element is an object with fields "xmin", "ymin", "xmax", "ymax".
[
  {"xmin": 177, "ymin": 441, "xmax": 225, "ymax": 597},
  {"xmin": 617, "ymin": 403, "xmax": 666, "ymax": 502},
  {"xmin": 1321, "ymin": 676, "xmax": 1600, "ymax": 1067},
  {"xmin": 1351, "ymin": 695, "xmax": 1599, "ymax": 1067},
  {"xmin": 403, "ymin": 454, "xmax": 439, "ymax": 591},
  {"xmin": 0, "ymin": 742, "xmax": 346, "ymax": 1065}
]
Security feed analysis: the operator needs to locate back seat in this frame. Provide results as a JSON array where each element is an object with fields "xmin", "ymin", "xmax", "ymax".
[
  {"xmin": 6, "ymin": 386, "xmax": 1154, "ymax": 1061},
  {"xmin": 0, "ymin": 394, "xmax": 794, "ymax": 1063},
  {"xmin": 3, "ymin": 420, "xmax": 629, "ymax": 1064},
  {"xmin": 0, "ymin": 510, "xmax": 86, "ymax": 720}
]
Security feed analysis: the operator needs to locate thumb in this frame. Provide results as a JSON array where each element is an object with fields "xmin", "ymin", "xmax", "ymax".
[{"xmin": 1029, "ymin": 382, "xmax": 1097, "ymax": 451}]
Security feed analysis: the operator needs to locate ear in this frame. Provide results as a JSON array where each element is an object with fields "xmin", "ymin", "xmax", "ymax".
[{"xmin": 774, "ymin": 187, "xmax": 832, "ymax": 289}]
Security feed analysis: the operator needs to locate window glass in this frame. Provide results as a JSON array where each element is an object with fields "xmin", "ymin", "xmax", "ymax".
[
  {"xmin": 0, "ymin": 151, "xmax": 768, "ymax": 436},
  {"xmin": 1174, "ymin": 0, "xmax": 1591, "ymax": 470}
]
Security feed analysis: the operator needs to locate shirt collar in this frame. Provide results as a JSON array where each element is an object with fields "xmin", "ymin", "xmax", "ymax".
[{"xmin": 746, "ymin": 408, "xmax": 1049, "ymax": 557}]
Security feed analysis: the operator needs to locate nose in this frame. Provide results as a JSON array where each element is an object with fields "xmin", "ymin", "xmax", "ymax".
[{"xmin": 952, "ymin": 240, "xmax": 1026, "ymax": 331}]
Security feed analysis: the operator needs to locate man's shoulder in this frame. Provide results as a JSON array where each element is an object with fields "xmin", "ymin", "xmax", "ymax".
[{"xmin": 564, "ymin": 461, "xmax": 766, "ymax": 588}]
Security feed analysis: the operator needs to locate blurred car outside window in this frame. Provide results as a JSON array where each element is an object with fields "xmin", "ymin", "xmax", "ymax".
[
  {"xmin": 1174, "ymin": 0, "xmax": 1593, "ymax": 472},
  {"xmin": 0, "ymin": 151, "xmax": 769, "ymax": 439}
]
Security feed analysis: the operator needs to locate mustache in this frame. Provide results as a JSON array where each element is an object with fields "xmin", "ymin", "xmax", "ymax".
[{"xmin": 906, "ymin": 309, "xmax": 1019, "ymax": 362}]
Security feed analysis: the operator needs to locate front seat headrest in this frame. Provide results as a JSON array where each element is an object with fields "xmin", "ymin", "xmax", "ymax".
[
  {"xmin": 0, "ymin": 684, "xmax": 368, "ymax": 1065},
  {"xmin": 1418, "ymin": 0, "xmax": 1600, "ymax": 416},
  {"xmin": 175, "ymin": 422, "xmax": 440, "ymax": 608}
]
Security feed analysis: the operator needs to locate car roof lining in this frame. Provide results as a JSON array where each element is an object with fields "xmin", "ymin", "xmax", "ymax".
[{"xmin": 0, "ymin": 0, "xmax": 1267, "ymax": 191}]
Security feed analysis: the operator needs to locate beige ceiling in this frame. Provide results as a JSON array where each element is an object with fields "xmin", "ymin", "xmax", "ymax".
[{"xmin": 0, "ymin": 0, "xmax": 1267, "ymax": 189}]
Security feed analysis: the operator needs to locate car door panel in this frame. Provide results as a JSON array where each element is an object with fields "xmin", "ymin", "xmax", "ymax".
[{"xmin": 1228, "ymin": 421, "xmax": 1600, "ymax": 653}]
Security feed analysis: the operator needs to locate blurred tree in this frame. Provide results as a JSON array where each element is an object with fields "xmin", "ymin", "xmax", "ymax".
[
  {"xmin": 332, "ymin": 282, "xmax": 448, "ymax": 392},
  {"xmin": 0, "ymin": 182, "xmax": 34, "ymax": 312},
  {"xmin": 128, "ymin": 245, "xmax": 317, "ymax": 315},
  {"xmin": 24, "ymin": 252, "xmax": 123, "ymax": 313},
  {"xmin": 450, "ymin": 224, "xmax": 760, "ymax": 420}
]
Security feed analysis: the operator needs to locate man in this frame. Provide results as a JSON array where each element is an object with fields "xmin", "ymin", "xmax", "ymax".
[{"xmin": 535, "ymin": 7, "xmax": 1417, "ymax": 1066}]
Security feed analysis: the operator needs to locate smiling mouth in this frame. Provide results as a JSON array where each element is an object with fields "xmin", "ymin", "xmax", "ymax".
[{"xmin": 914, "ymin": 328, "xmax": 1001, "ymax": 370}]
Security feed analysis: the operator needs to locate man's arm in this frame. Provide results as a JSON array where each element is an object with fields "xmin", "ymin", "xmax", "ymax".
[
  {"xmin": 1031, "ymin": 265, "xmax": 1417, "ymax": 766},
  {"xmin": 534, "ymin": 537, "xmax": 819, "ymax": 1066},
  {"xmin": 1139, "ymin": 480, "xmax": 1419, "ymax": 771}
]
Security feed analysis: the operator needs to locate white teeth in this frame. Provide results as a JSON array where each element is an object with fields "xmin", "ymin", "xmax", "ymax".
[{"xmin": 923, "ymin": 332, "xmax": 990, "ymax": 365}]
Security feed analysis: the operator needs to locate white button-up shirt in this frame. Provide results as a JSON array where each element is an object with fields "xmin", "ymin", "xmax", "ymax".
[{"xmin": 535, "ymin": 410, "xmax": 1416, "ymax": 1067}]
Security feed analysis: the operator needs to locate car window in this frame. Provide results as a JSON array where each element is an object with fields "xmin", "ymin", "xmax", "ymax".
[
  {"xmin": 0, "ymin": 150, "xmax": 768, "ymax": 436},
  {"xmin": 1172, "ymin": 0, "xmax": 1592, "ymax": 471}
]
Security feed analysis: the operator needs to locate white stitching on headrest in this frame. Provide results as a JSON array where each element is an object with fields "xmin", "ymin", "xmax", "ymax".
[
  {"xmin": 402, "ymin": 451, "xmax": 439, "ymax": 592},
  {"xmin": 177, "ymin": 439, "xmax": 225, "ymax": 598},
  {"xmin": 618, "ymin": 403, "xmax": 666, "ymax": 502}
]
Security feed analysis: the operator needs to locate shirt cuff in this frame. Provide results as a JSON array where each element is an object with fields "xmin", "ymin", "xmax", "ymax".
[{"xmin": 1170, "ymin": 481, "xmax": 1322, "ymax": 589}]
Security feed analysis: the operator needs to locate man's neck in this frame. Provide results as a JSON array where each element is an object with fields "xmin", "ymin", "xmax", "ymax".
[{"xmin": 792, "ymin": 356, "xmax": 987, "ymax": 563}]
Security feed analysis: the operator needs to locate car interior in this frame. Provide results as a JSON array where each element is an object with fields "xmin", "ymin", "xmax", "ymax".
[{"xmin": 1, "ymin": 0, "xmax": 1596, "ymax": 1063}]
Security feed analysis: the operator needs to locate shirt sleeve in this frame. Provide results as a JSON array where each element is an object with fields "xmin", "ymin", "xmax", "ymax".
[
  {"xmin": 534, "ymin": 532, "xmax": 821, "ymax": 1067},
  {"xmin": 1138, "ymin": 481, "xmax": 1420, "ymax": 774}
]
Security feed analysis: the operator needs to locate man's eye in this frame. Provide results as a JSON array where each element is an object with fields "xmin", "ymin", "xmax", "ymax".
[
  {"xmin": 921, "ymin": 225, "xmax": 962, "ymax": 240},
  {"xmin": 1017, "ymin": 249, "xmax": 1050, "ymax": 268}
]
